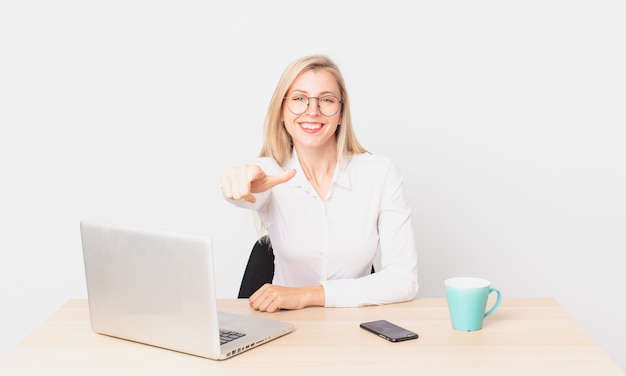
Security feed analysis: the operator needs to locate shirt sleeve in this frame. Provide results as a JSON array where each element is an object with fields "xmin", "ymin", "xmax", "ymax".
[{"xmin": 321, "ymin": 159, "xmax": 419, "ymax": 307}]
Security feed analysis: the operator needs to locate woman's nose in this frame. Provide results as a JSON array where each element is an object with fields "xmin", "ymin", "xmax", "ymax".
[{"xmin": 305, "ymin": 97, "xmax": 321, "ymax": 115}]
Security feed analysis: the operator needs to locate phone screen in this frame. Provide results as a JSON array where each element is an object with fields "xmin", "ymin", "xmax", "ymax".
[{"xmin": 360, "ymin": 320, "xmax": 419, "ymax": 342}]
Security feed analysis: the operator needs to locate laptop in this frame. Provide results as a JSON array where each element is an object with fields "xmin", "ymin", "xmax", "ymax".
[{"xmin": 79, "ymin": 220, "xmax": 294, "ymax": 360}]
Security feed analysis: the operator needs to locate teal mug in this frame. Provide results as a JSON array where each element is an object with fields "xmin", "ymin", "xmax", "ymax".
[{"xmin": 444, "ymin": 277, "xmax": 502, "ymax": 331}]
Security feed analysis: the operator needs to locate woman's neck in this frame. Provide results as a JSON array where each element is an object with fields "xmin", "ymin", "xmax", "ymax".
[{"xmin": 295, "ymin": 146, "xmax": 337, "ymax": 199}]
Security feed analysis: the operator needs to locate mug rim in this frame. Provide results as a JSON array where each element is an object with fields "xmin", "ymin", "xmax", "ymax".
[{"xmin": 444, "ymin": 277, "xmax": 491, "ymax": 288}]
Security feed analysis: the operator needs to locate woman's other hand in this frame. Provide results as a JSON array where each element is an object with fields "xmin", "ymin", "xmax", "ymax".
[{"xmin": 248, "ymin": 284, "xmax": 325, "ymax": 312}]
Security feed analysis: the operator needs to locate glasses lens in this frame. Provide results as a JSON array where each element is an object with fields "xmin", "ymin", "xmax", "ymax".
[
  {"xmin": 286, "ymin": 94, "xmax": 342, "ymax": 116},
  {"xmin": 319, "ymin": 95, "xmax": 340, "ymax": 116},
  {"xmin": 286, "ymin": 94, "xmax": 308, "ymax": 115}
]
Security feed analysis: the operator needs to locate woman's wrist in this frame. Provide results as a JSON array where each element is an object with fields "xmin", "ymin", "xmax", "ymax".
[{"xmin": 305, "ymin": 284, "xmax": 325, "ymax": 308}]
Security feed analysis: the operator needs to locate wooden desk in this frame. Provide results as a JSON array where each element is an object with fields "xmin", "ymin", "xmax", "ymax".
[{"xmin": 0, "ymin": 298, "xmax": 623, "ymax": 375}]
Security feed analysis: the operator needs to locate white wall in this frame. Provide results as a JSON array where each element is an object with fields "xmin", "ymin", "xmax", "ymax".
[{"xmin": 1, "ymin": 0, "xmax": 624, "ymax": 371}]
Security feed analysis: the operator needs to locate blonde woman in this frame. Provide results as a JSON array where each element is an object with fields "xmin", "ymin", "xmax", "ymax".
[{"xmin": 220, "ymin": 55, "xmax": 418, "ymax": 312}]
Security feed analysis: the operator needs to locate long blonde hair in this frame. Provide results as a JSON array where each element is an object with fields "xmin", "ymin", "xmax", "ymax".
[{"xmin": 259, "ymin": 55, "xmax": 368, "ymax": 166}]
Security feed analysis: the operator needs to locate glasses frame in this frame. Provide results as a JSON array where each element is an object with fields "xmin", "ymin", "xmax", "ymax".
[{"xmin": 283, "ymin": 93, "xmax": 344, "ymax": 117}]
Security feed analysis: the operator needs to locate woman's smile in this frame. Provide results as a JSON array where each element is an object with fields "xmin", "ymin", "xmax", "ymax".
[{"xmin": 299, "ymin": 121, "xmax": 324, "ymax": 132}]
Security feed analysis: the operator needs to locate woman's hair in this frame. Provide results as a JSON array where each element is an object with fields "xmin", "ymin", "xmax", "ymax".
[{"xmin": 259, "ymin": 55, "xmax": 368, "ymax": 166}]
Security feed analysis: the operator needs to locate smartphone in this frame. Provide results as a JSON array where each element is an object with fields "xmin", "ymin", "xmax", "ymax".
[{"xmin": 360, "ymin": 320, "xmax": 419, "ymax": 342}]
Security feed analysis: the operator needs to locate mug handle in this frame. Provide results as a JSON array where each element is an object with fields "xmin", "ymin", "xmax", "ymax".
[{"xmin": 484, "ymin": 288, "xmax": 502, "ymax": 318}]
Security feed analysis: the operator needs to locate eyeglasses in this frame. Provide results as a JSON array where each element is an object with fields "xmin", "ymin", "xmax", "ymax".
[{"xmin": 283, "ymin": 93, "xmax": 343, "ymax": 117}]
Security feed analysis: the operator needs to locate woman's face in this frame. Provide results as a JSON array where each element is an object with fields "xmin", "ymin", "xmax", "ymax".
[{"xmin": 282, "ymin": 69, "xmax": 342, "ymax": 154}]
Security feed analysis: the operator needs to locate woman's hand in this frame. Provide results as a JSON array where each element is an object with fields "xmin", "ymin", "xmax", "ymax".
[
  {"xmin": 219, "ymin": 165, "xmax": 296, "ymax": 203},
  {"xmin": 248, "ymin": 284, "xmax": 325, "ymax": 312}
]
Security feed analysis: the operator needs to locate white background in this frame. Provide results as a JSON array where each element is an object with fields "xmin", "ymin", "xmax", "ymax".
[{"xmin": 1, "ymin": 0, "xmax": 625, "ymax": 371}]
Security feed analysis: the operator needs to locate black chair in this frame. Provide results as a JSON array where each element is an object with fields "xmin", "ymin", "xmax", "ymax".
[
  {"xmin": 237, "ymin": 237, "xmax": 376, "ymax": 299},
  {"xmin": 238, "ymin": 236, "xmax": 274, "ymax": 298}
]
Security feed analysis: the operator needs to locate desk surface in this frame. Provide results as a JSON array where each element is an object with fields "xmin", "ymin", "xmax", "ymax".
[{"xmin": 0, "ymin": 298, "xmax": 623, "ymax": 375}]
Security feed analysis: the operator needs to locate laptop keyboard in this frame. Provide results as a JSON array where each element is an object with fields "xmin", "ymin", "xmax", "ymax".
[{"xmin": 220, "ymin": 329, "xmax": 246, "ymax": 345}]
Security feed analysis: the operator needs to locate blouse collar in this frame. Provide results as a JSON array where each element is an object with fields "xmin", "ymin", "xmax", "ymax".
[{"xmin": 286, "ymin": 148, "xmax": 352, "ymax": 196}]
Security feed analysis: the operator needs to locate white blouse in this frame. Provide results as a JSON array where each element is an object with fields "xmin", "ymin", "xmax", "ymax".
[{"xmin": 227, "ymin": 150, "xmax": 418, "ymax": 307}]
